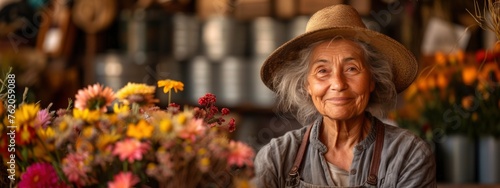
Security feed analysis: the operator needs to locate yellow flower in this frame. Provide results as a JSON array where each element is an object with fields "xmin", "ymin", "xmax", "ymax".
[
  {"xmin": 113, "ymin": 103, "xmax": 130, "ymax": 114},
  {"xmin": 159, "ymin": 119, "xmax": 172, "ymax": 133},
  {"xmin": 37, "ymin": 127, "xmax": 55, "ymax": 139},
  {"xmin": 76, "ymin": 138, "xmax": 94, "ymax": 153},
  {"xmin": 82, "ymin": 127, "xmax": 96, "ymax": 139},
  {"xmin": 116, "ymin": 83, "xmax": 156, "ymax": 99},
  {"xmin": 96, "ymin": 133, "xmax": 121, "ymax": 150},
  {"xmin": 126, "ymin": 120, "xmax": 154, "ymax": 139},
  {"xmin": 59, "ymin": 121, "xmax": 68, "ymax": 131},
  {"xmin": 33, "ymin": 143, "xmax": 53, "ymax": 162},
  {"xmin": 15, "ymin": 103, "xmax": 40, "ymax": 127},
  {"xmin": 198, "ymin": 148, "xmax": 207, "ymax": 156},
  {"xmin": 73, "ymin": 108, "xmax": 101, "ymax": 123},
  {"xmin": 200, "ymin": 157, "xmax": 210, "ymax": 167},
  {"xmin": 177, "ymin": 113, "xmax": 187, "ymax": 125},
  {"xmin": 157, "ymin": 79, "xmax": 184, "ymax": 93}
]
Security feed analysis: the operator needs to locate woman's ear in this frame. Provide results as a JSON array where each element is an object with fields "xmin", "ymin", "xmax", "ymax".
[{"xmin": 370, "ymin": 79, "xmax": 375, "ymax": 92}]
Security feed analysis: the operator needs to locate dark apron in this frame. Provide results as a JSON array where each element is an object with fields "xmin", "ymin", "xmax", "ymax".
[{"xmin": 285, "ymin": 120, "xmax": 385, "ymax": 188}]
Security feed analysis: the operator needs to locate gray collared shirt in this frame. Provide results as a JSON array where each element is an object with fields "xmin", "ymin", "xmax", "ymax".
[{"xmin": 253, "ymin": 117, "xmax": 436, "ymax": 187}]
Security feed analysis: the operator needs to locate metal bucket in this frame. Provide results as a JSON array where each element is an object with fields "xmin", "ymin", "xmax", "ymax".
[
  {"xmin": 185, "ymin": 56, "xmax": 215, "ymax": 104},
  {"xmin": 94, "ymin": 52, "xmax": 157, "ymax": 91},
  {"xmin": 118, "ymin": 7, "xmax": 171, "ymax": 55},
  {"xmin": 250, "ymin": 17, "xmax": 286, "ymax": 56},
  {"xmin": 202, "ymin": 16, "xmax": 246, "ymax": 62},
  {"xmin": 171, "ymin": 13, "xmax": 200, "ymax": 61},
  {"xmin": 218, "ymin": 56, "xmax": 247, "ymax": 106}
]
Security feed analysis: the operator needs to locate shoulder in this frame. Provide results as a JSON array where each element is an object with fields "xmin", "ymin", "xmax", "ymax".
[
  {"xmin": 253, "ymin": 126, "xmax": 308, "ymax": 186},
  {"xmin": 383, "ymin": 123, "xmax": 433, "ymax": 157},
  {"xmin": 255, "ymin": 126, "xmax": 308, "ymax": 163}
]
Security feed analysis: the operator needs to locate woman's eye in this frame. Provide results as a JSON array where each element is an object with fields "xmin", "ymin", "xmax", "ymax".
[{"xmin": 346, "ymin": 66, "xmax": 359, "ymax": 72}]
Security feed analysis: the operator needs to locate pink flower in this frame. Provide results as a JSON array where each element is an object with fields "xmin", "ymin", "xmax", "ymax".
[
  {"xmin": 178, "ymin": 119, "xmax": 206, "ymax": 142},
  {"xmin": 62, "ymin": 152, "xmax": 93, "ymax": 186},
  {"xmin": 227, "ymin": 141, "xmax": 255, "ymax": 167},
  {"xmin": 108, "ymin": 172, "xmax": 140, "ymax": 188},
  {"xmin": 34, "ymin": 109, "xmax": 51, "ymax": 128},
  {"xmin": 75, "ymin": 83, "xmax": 115, "ymax": 112},
  {"xmin": 112, "ymin": 139, "xmax": 150, "ymax": 163},
  {"xmin": 19, "ymin": 162, "xmax": 68, "ymax": 188}
]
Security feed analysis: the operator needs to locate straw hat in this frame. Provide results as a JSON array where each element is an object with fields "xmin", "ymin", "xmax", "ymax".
[{"xmin": 260, "ymin": 4, "xmax": 418, "ymax": 93}]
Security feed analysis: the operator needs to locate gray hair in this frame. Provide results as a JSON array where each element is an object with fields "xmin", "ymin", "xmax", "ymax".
[{"xmin": 271, "ymin": 37, "xmax": 397, "ymax": 125}]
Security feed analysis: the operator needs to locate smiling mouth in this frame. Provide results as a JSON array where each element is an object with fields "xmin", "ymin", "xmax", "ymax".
[{"xmin": 325, "ymin": 98, "xmax": 352, "ymax": 105}]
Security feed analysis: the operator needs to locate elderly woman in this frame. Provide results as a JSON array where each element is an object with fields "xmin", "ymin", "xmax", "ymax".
[{"xmin": 254, "ymin": 4, "xmax": 436, "ymax": 188}]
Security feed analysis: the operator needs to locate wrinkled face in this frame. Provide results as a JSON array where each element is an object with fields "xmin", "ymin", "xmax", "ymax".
[{"xmin": 306, "ymin": 39, "xmax": 375, "ymax": 121}]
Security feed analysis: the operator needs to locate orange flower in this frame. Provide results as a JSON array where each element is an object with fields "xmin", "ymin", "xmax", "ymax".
[
  {"xmin": 416, "ymin": 77, "xmax": 428, "ymax": 91},
  {"xmin": 462, "ymin": 65, "xmax": 478, "ymax": 85},
  {"xmin": 478, "ymin": 63, "xmax": 500, "ymax": 84},
  {"xmin": 435, "ymin": 52, "xmax": 447, "ymax": 66},
  {"xmin": 456, "ymin": 50, "xmax": 465, "ymax": 64},
  {"xmin": 461, "ymin": 95, "xmax": 475, "ymax": 110},
  {"xmin": 436, "ymin": 73, "xmax": 449, "ymax": 90},
  {"xmin": 157, "ymin": 79, "xmax": 184, "ymax": 94}
]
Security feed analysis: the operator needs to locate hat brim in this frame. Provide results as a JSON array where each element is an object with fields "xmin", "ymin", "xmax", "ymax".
[{"xmin": 261, "ymin": 26, "xmax": 418, "ymax": 93}]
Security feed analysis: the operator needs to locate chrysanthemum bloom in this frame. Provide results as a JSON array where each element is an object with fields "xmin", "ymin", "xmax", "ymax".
[
  {"xmin": 73, "ymin": 108, "xmax": 101, "ymax": 123},
  {"xmin": 34, "ymin": 109, "xmax": 52, "ymax": 128},
  {"xmin": 126, "ymin": 120, "xmax": 154, "ymax": 139},
  {"xmin": 16, "ymin": 125, "xmax": 35, "ymax": 145},
  {"xmin": 115, "ymin": 83, "xmax": 158, "ymax": 107},
  {"xmin": 75, "ymin": 83, "xmax": 115, "ymax": 112},
  {"xmin": 227, "ymin": 141, "xmax": 255, "ymax": 167},
  {"xmin": 18, "ymin": 162, "xmax": 68, "ymax": 188},
  {"xmin": 178, "ymin": 118, "xmax": 205, "ymax": 142},
  {"xmin": 157, "ymin": 79, "xmax": 184, "ymax": 93},
  {"xmin": 15, "ymin": 103, "xmax": 40, "ymax": 127},
  {"xmin": 112, "ymin": 138, "xmax": 150, "ymax": 163},
  {"xmin": 62, "ymin": 152, "xmax": 93, "ymax": 186},
  {"xmin": 108, "ymin": 171, "xmax": 140, "ymax": 188}
]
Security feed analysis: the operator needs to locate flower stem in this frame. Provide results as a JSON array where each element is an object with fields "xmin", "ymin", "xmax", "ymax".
[{"xmin": 168, "ymin": 89, "xmax": 172, "ymax": 105}]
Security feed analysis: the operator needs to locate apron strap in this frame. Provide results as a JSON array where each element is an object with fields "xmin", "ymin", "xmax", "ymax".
[
  {"xmin": 286, "ymin": 117, "xmax": 385, "ymax": 187},
  {"xmin": 286, "ymin": 124, "xmax": 314, "ymax": 186},
  {"xmin": 366, "ymin": 119, "xmax": 385, "ymax": 186}
]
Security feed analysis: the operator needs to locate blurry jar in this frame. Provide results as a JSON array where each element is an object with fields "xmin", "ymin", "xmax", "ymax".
[
  {"xmin": 186, "ymin": 56, "xmax": 215, "ymax": 104},
  {"xmin": 202, "ymin": 16, "xmax": 246, "ymax": 62},
  {"xmin": 171, "ymin": 13, "xmax": 200, "ymax": 61},
  {"xmin": 118, "ymin": 7, "xmax": 171, "ymax": 56},
  {"xmin": 250, "ymin": 17, "xmax": 286, "ymax": 56},
  {"xmin": 218, "ymin": 57, "xmax": 247, "ymax": 106},
  {"xmin": 94, "ymin": 52, "xmax": 157, "ymax": 91}
]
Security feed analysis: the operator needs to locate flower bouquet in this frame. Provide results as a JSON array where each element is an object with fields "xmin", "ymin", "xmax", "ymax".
[
  {"xmin": 0, "ymin": 76, "xmax": 255, "ymax": 188},
  {"xmin": 391, "ymin": 43, "xmax": 500, "ymax": 141}
]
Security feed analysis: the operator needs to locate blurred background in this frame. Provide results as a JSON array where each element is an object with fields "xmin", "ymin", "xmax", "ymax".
[{"xmin": 0, "ymin": 0, "xmax": 498, "ymax": 186}]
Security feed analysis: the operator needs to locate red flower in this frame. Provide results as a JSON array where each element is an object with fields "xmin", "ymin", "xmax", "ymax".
[{"xmin": 19, "ymin": 162, "xmax": 68, "ymax": 188}]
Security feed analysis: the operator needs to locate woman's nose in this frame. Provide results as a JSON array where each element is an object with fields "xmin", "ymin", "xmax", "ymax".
[{"xmin": 329, "ymin": 71, "xmax": 347, "ymax": 91}]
